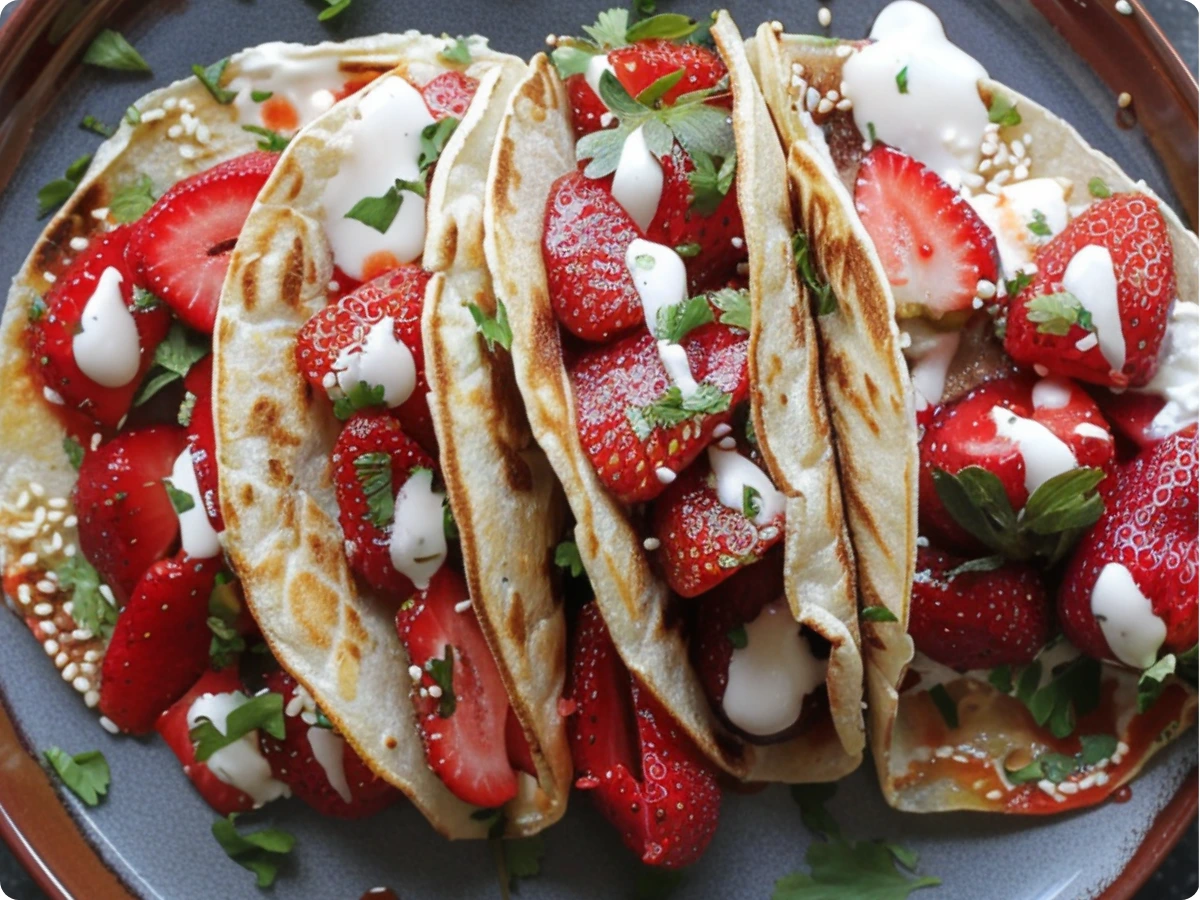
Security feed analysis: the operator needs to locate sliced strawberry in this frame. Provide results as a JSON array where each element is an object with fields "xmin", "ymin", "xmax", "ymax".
[
  {"xmin": 854, "ymin": 144, "xmax": 1000, "ymax": 317},
  {"xmin": 128, "ymin": 151, "xmax": 279, "ymax": 334},
  {"xmin": 646, "ymin": 143, "xmax": 746, "ymax": 293},
  {"xmin": 421, "ymin": 71, "xmax": 479, "ymax": 120},
  {"xmin": 74, "ymin": 425, "xmax": 186, "ymax": 601},
  {"xmin": 296, "ymin": 266, "xmax": 435, "ymax": 451},
  {"xmin": 98, "ymin": 552, "xmax": 220, "ymax": 733},
  {"xmin": 31, "ymin": 225, "xmax": 170, "ymax": 429},
  {"xmin": 543, "ymin": 170, "xmax": 645, "ymax": 342},
  {"xmin": 156, "ymin": 667, "xmax": 257, "ymax": 815},
  {"xmin": 332, "ymin": 412, "xmax": 438, "ymax": 598},
  {"xmin": 258, "ymin": 670, "xmax": 399, "ymax": 818},
  {"xmin": 1004, "ymin": 194, "xmax": 1175, "ymax": 389},
  {"xmin": 396, "ymin": 566, "xmax": 517, "ymax": 808},
  {"xmin": 182, "ymin": 356, "xmax": 223, "ymax": 532},
  {"xmin": 650, "ymin": 449, "xmax": 784, "ymax": 597},
  {"xmin": 567, "ymin": 41, "xmax": 728, "ymax": 139},
  {"xmin": 570, "ymin": 324, "xmax": 748, "ymax": 504},
  {"xmin": 909, "ymin": 546, "xmax": 1052, "ymax": 670},
  {"xmin": 918, "ymin": 375, "xmax": 1113, "ymax": 552},
  {"xmin": 1059, "ymin": 425, "xmax": 1198, "ymax": 666},
  {"xmin": 566, "ymin": 603, "xmax": 720, "ymax": 868}
]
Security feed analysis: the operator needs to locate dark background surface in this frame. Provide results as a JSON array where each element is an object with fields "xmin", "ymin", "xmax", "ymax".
[{"xmin": 0, "ymin": 0, "xmax": 1195, "ymax": 897}]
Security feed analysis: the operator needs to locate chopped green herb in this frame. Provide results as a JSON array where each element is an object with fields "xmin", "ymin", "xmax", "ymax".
[
  {"xmin": 63, "ymin": 436, "xmax": 85, "ymax": 470},
  {"xmin": 944, "ymin": 555, "xmax": 1006, "ymax": 578},
  {"xmin": 1027, "ymin": 209, "xmax": 1052, "ymax": 237},
  {"xmin": 135, "ymin": 322, "xmax": 209, "ymax": 406},
  {"xmin": 110, "ymin": 174, "xmax": 157, "ymax": 223},
  {"xmin": 250, "ymin": 90, "xmax": 274, "ymax": 102},
  {"xmin": 208, "ymin": 572, "xmax": 246, "ymax": 669},
  {"xmin": 1087, "ymin": 177, "xmax": 1112, "ymax": 199},
  {"xmin": 419, "ymin": 117, "xmax": 459, "ymax": 173},
  {"xmin": 443, "ymin": 498, "xmax": 459, "ymax": 543},
  {"xmin": 792, "ymin": 230, "xmax": 836, "ymax": 315},
  {"xmin": 211, "ymin": 813, "xmax": 295, "ymax": 888},
  {"xmin": 43, "ymin": 747, "xmax": 110, "ymax": 806},
  {"xmin": 133, "ymin": 285, "xmax": 161, "ymax": 309},
  {"xmin": 28, "ymin": 297, "xmax": 47, "ymax": 322},
  {"xmin": 862, "ymin": 605, "xmax": 898, "ymax": 623},
  {"xmin": 554, "ymin": 541, "xmax": 585, "ymax": 578},
  {"xmin": 332, "ymin": 380, "xmax": 387, "ymax": 420},
  {"xmin": 426, "ymin": 644, "xmax": 457, "ymax": 718},
  {"xmin": 55, "ymin": 556, "xmax": 117, "ymax": 638},
  {"xmin": 344, "ymin": 177, "xmax": 427, "ymax": 233},
  {"xmin": 867, "ymin": 121, "xmax": 877, "ymax": 144},
  {"xmin": 439, "ymin": 35, "xmax": 472, "ymax": 65},
  {"xmin": 895, "ymin": 66, "xmax": 909, "ymax": 94},
  {"xmin": 192, "ymin": 58, "xmax": 237, "ymax": 104},
  {"xmin": 654, "ymin": 294, "xmax": 713, "ymax": 343},
  {"xmin": 468, "ymin": 300, "xmax": 512, "ymax": 353},
  {"xmin": 1024, "ymin": 291, "xmax": 1095, "ymax": 336},
  {"xmin": 80, "ymin": 115, "xmax": 113, "ymax": 137},
  {"xmin": 1005, "ymin": 270, "xmax": 1033, "ymax": 298},
  {"xmin": 500, "ymin": 834, "xmax": 545, "ymax": 893},
  {"xmin": 83, "ymin": 29, "xmax": 151, "ymax": 73},
  {"xmin": 727, "ymin": 625, "xmax": 748, "ymax": 649},
  {"xmin": 163, "ymin": 482, "xmax": 195, "ymax": 515},
  {"xmin": 626, "ymin": 383, "xmax": 732, "ymax": 440},
  {"xmin": 241, "ymin": 124, "xmax": 290, "ymax": 152},
  {"xmin": 37, "ymin": 154, "xmax": 93, "ymax": 218},
  {"xmin": 354, "ymin": 452, "xmax": 395, "ymax": 527},
  {"xmin": 317, "ymin": 0, "xmax": 353, "ymax": 21},
  {"xmin": 742, "ymin": 484, "xmax": 762, "ymax": 519},
  {"xmin": 1137, "ymin": 646, "xmax": 1197, "ymax": 713},
  {"xmin": 674, "ymin": 242, "xmax": 701, "ymax": 258},
  {"xmin": 124, "ymin": 105, "xmax": 142, "ymax": 125},
  {"xmin": 1007, "ymin": 734, "xmax": 1116, "ymax": 785},
  {"xmin": 928, "ymin": 683, "xmax": 959, "ymax": 729},
  {"xmin": 190, "ymin": 692, "xmax": 285, "ymax": 762},
  {"xmin": 987, "ymin": 94, "xmax": 1022, "ymax": 127},
  {"xmin": 711, "ymin": 287, "xmax": 751, "ymax": 330}
]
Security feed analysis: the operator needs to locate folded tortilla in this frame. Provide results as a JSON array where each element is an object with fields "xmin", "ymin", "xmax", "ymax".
[
  {"xmin": 0, "ymin": 36, "xmax": 419, "ymax": 711},
  {"xmin": 214, "ymin": 38, "xmax": 572, "ymax": 837},
  {"xmin": 750, "ymin": 24, "xmax": 1198, "ymax": 812},
  {"xmin": 484, "ymin": 12, "xmax": 865, "ymax": 784}
]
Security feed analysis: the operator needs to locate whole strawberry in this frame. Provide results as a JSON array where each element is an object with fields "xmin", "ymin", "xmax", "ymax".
[
  {"xmin": 569, "ymin": 324, "xmax": 748, "ymax": 504},
  {"xmin": 1058, "ymin": 425, "xmax": 1198, "ymax": 668},
  {"xmin": 909, "ymin": 546, "xmax": 1052, "ymax": 670},
  {"xmin": 1004, "ymin": 194, "xmax": 1175, "ymax": 388}
]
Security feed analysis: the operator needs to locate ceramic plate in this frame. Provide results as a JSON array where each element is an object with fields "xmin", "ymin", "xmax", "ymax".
[{"xmin": 0, "ymin": 1, "xmax": 1195, "ymax": 898}]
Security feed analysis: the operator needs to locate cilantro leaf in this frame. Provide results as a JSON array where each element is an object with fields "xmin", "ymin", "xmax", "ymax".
[
  {"xmin": 790, "ymin": 783, "xmax": 840, "ymax": 839},
  {"xmin": 742, "ymin": 484, "xmax": 762, "ymax": 519},
  {"xmin": 861, "ymin": 606, "xmax": 898, "ymax": 623},
  {"xmin": 468, "ymin": 300, "xmax": 512, "ymax": 353},
  {"xmin": 1005, "ymin": 270, "xmax": 1032, "ymax": 298},
  {"xmin": 55, "ymin": 556, "xmax": 117, "ymax": 637},
  {"xmin": 439, "ymin": 35, "xmax": 472, "ymax": 65},
  {"xmin": 344, "ymin": 177, "xmax": 427, "ymax": 233},
  {"xmin": 28, "ymin": 297, "xmax": 46, "ymax": 322},
  {"xmin": 135, "ymin": 323, "xmax": 209, "ymax": 406},
  {"xmin": 583, "ymin": 8, "xmax": 633, "ymax": 48},
  {"xmin": 793, "ymin": 230, "xmax": 836, "ymax": 315},
  {"xmin": 1087, "ymin": 177, "xmax": 1112, "ymax": 199},
  {"xmin": 728, "ymin": 625, "xmax": 748, "ymax": 649},
  {"xmin": 1014, "ymin": 654, "xmax": 1102, "ymax": 739},
  {"xmin": 688, "ymin": 148, "xmax": 736, "ymax": 215},
  {"xmin": 333, "ymin": 381, "xmax": 387, "ymax": 420},
  {"xmin": 426, "ymin": 644, "xmax": 457, "ymax": 718},
  {"xmin": 711, "ymin": 287, "xmax": 751, "ymax": 330},
  {"xmin": 773, "ymin": 840, "xmax": 940, "ymax": 900},
  {"xmin": 419, "ymin": 116, "xmax": 460, "ymax": 174},
  {"xmin": 625, "ymin": 14, "xmax": 699, "ymax": 42},
  {"xmin": 164, "ymin": 481, "xmax": 196, "ymax": 515},
  {"xmin": 208, "ymin": 572, "xmax": 246, "ymax": 669},
  {"xmin": 1137, "ymin": 647, "xmax": 1196, "ymax": 713},
  {"xmin": 1027, "ymin": 209, "xmax": 1052, "ymax": 237},
  {"xmin": 83, "ymin": 30, "xmax": 151, "ymax": 73},
  {"xmin": 354, "ymin": 452, "xmax": 395, "ymax": 527},
  {"xmin": 551, "ymin": 45, "xmax": 598, "ymax": 79},
  {"xmin": 251, "ymin": 90, "xmax": 274, "ymax": 102},
  {"xmin": 43, "ymin": 747, "xmax": 110, "ymax": 806},
  {"xmin": 554, "ymin": 540, "xmax": 585, "ymax": 578},
  {"xmin": 110, "ymin": 174, "xmax": 157, "ymax": 223},
  {"xmin": 931, "ymin": 465, "xmax": 1105, "ymax": 565},
  {"xmin": 192, "ymin": 58, "xmax": 237, "ymax": 104},
  {"xmin": 928, "ymin": 683, "xmax": 959, "ymax": 729},
  {"xmin": 37, "ymin": 154, "xmax": 93, "ymax": 218},
  {"xmin": 81, "ymin": 115, "xmax": 114, "ymax": 137},
  {"xmin": 626, "ymin": 383, "xmax": 732, "ymax": 440},
  {"xmin": 63, "ymin": 436, "xmax": 85, "ymax": 470},
  {"xmin": 987, "ymin": 93, "xmax": 1022, "ymax": 127},
  {"xmin": 1024, "ymin": 291, "xmax": 1094, "ymax": 336},
  {"xmin": 212, "ymin": 813, "xmax": 295, "ymax": 888},
  {"xmin": 190, "ymin": 692, "xmax": 285, "ymax": 762},
  {"xmin": 654, "ymin": 294, "xmax": 713, "ymax": 343},
  {"xmin": 318, "ymin": 0, "xmax": 353, "ymax": 21},
  {"xmin": 895, "ymin": 66, "xmax": 909, "ymax": 94},
  {"xmin": 242, "ymin": 124, "xmax": 290, "ymax": 151},
  {"xmin": 1008, "ymin": 734, "xmax": 1116, "ymax": 785}
]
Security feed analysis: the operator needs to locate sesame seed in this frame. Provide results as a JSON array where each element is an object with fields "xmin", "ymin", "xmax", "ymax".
[
  {"xmin": 643, "ymin": 537, "xmax": 661, "ymax": 551},
  {"xmin": 713, "ymin": 423, "xmax": 732, "ymax": 438},
  {"xmin": 976, "ymin": 279, "xmax": 997, "ymax": 299},
  {"xmin": 408, "ymin": 665, "xmax": 422, "ymax": 682},
  {"xmin": 655, "ymin": 467, "xmax": 677, "ymax": 484},
  {"xmin": 454, "ymin": 599, "xmax": 472, "ymax": 614},
  {"xmin": 36, "ymin": 580, "xmax": 56, "ymax": 594},
  {"xmin": 73, "ymin": 676, "xmax": 90, "ymax": 693},
  {"xmin": 99, "ymin": 716, "xmax": 119, "ymax": 734},
  {"xmin": 43, "ymin": 387, "xmax": 65, "ymax": 406},
  {"xmin": 40, "ymin": 621, "xmax": 57, "ymax": 635},
  {"xmin": 84, "ymin": 690, "xmax": 100, "ymax": 708},
  {"xmin": 196, "ymin": 124, "xmax": 211, "ymax": 144},
  {"xmin": 17, "ymin": 584, "xmax": 32, "ymax": 606},
  {"xmin": 179, "ymin": 145, "xmax": 198, "ymax": 160},
  {"xmin": 180, "ymin": 99, "xmax": 196, "ymax": 114},
  {"xmin": 167, "ymin": 124, "xmax": 183, "ymax": 139},
  {"xmin": 428, "ymin": 685, "xmax": 443, "ymax": 699},
  {"xmin": 1075, "ymin": 333, "xmax": 1099, "ymax": 352},
  {"xmin": 69, "ymin": 236, "xmax": 89, "ymax": 252},
  {"xmin": 64, "ymin": 515, "xmax": 78, "ymax": 528},
  {"xmin": 1118, "ymin": 91, "xmax": 1132, "ymax": 108},
  {"xmin": 806, "ymin": 86, "xmax": 821, "ymax": 112},
  {"xmin": 140, "ymin": 108, "xmax": 166, "ymax": 122},
  {"xmin": 985, "ymin": 789, "xmax": 1003, "ymax": 800},
  {"xmin": 1058, "ymin": 780, "xmax": 1079, "ymax": 795},
  {"xmin": 1094, "ymin": 772, "xmax": 1110, "ymax": 786},
  {"xmin": 934, "ymin": 745, "xmax": 954, "ymax": 759},
  {"xmin": 83, "ymin": 649, "xmax": 100, "ymax": 662},
  {"xmin": 818, "ymin": 6, "xmax": 832, "ymax": 27},
  {"xmin": 835, "ymin": 98, "xmax": 853, "ymax": 111},
  {"xmin": 163, "ymin": 97, "xmax": 178, "ymax": 111},
  {"xmin": 836, "ymin": 44, "xmax": 854, "ymax": 58},
  {"xmin": 1013, "ymin": 164, "xmax": 1030, "ymax": 181},
  {"xmin": 19, "ymin": 551, "xmax": 37, "ymax": 567},
  {"xmin": 62, "ymin": 662, "xmax": 79, "ymax": 681},
  {"xmin": 72, "ymin": 628, "xmax": 93, "ymax": 641},
  {"xmin": 1115, "ymin": 0, "xmax": 1133, "ymax": 14},
  {"xmin": 91, "ymin": 207, "xmax": 109, "ymax": 220},
  {"xmin": 33, "ymin": 602, "xmax": 53, "ymax": 617},
  {"xmin": 1117, "ymin": 741, "xmax": 1130, "ymax": 756}
]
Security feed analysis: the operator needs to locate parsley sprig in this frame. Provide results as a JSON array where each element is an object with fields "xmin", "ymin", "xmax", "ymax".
[
  {"xmin": 55, "ymin": 556, "xmax": 117, "ymax": 637},
  {"xmin": 550, "ymin": 9, "xmax": 699, "ymax": 78},
  {"xmin": 212, "ymin": 814, "xmax": 295, "ymax": 888},
  {"xmin": 354, "ymin": 452, "xmax": 395, "ymax": 527},
  {"xmin": 134, "ymin": 322, "xmax": 209, "ymax": 406},
  {"xmin": 990, "ymin": 648, "xmax": 1102, "ymax": 739},
  {"xmin": 626, "ymin": 383, "xmax": 732, "ymax": 440},
  {"xmin": 44, "ymin": 747, "xmax": 110, "ymax": 806}
]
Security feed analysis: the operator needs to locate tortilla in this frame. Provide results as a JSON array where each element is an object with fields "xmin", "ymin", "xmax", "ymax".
[
  {"xmin": 750, "ymin": 24, "xmax": 1198, "ymax": 811},
  {"xmin": 214, "ymin": 41, "xmax": 571, "ymax": 837},
  {"xmin": 0, "ymin": 36, "xmax": 420, "ymax": 711},
  {"xmin": 484, "ymin": 12, "xmax": 864, "ymax": 784}
]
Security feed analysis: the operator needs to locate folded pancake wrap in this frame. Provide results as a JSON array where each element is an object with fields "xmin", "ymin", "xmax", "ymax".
[
  {"xmin": 214, "ymin": 38, "xmax": 572, "ymax": 838},
  {"xmin": 0, "ymin": 36, "xmax": 419, "ymax": 703},
  {"xmin": 485, "ymin": 11, "xmax": 865, "ymax": 783},
  {"xmin": 750, "ymin": 25, "xmax": 1198, "ymax": 812}
]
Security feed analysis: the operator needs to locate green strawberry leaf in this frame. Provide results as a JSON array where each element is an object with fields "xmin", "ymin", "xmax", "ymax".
[
  {"xmin": 626, "ymin": 383, "xmax": 732, "ymax": 440},
  {"xmin": 1024, "ymin": 291, "xmax": 1094, "ymax": 336}
]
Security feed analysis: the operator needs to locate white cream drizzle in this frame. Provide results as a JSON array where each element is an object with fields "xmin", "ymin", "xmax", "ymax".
[
  {"xmin": 227, "ymin": 45, "xmax": 347, "ymax": 131},
  {"xmin": 967, "ymin": 178, "xmax": 1071, "ymax": 280},
  {"xmin": 186, "ymin": 692, "xmax": 291, "ymax": 807},
  {"xmin": 1136, "ymin": 302, "xmax": 1199, "ymax": 437},
  {"xmin": 307, "ymin": 726, "xmax": 352, "ymax": 804},
  {"xmin": 989, "ymin": 406, "xmax": 1077, "ymax": 495},
  {"xmin": 166, "ymin": 448, "xmax": 221, "ymax": 559},
  {"xmin": 1062, "ymin": 245, "xmax": 1124, "ymax": 374},
  {"xmin": 1090, "ymin": 562, "xmax": 1166, "ymax": 669},
  {"xmin": 72, "ymin": 267, "xmax": 141, "ymax": 388},
  {"xmin": 611, "ymin": 125, "xmax": 663, "ymax": 232},
  {"xmin": 707, "ymin": 445, "xmax": 785, "ymax": 526},
  {"xmin": 331, "ymin": 317, "xmax": 417, "ymax": 408},
  {"xmin": 388, "ymin": 468, "xmax": 447, "ymax": 589}
]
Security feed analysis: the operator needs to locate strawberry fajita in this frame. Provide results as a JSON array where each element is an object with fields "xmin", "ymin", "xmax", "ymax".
[
  {"xmin": 487, "ymin": 8, "xmax": 866, "ymax": 866},
  {"xmin": 754, "ymin": 0, "xmax": 1198, "ymax": 813}
]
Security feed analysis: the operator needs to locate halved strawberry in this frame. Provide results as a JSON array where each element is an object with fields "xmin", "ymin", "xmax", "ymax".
[
  {"xmin": 565, "ymin": 72, "xmax": 611, "ymax": 139},
  {"xmin": 258, "ymin": 670, "xmax": 399, "ymax": 818},
  {"xmin": 128, "ymin": 151, "xmax": 279, "ymax": 334},
  {"xmin": 543, "ymin": 170, "xmax": 645, "ymax": 342},
  {"xmin": 570, "ymin": 324, "xmax": 748, "ymax": 504},
  {"xmin": 909, "ymin": 545, "xmax": 1052, "ymax": 670},
  {"xmin": 646, "ymin": 143, "xmax": 746, "ymax": 293},
  {"xmin": 854, "ymin": 144, "xmax": 1000, "ymax": 317},
  {"xmin": 566, "ymin": 603, "xmax": 720, "ymax": 868},
  {"xmin": 1004, "ymin": 194, "xmax": 1174, "ymax": 389},
  {"xmin": 332, "ymin": 412, "xmax": 439, "ymax": 598},
  {"xmin": 421, "ymin": 71, "xmax": 479, "ymax": 120},
  {"xmin": 650, "ymin": 449, "xmax": 784, "ymax": 597},
  {"xmin": 98, "ymin": 552, "xmax": 221, "ymax": 733},
  {"xmin": 396, "ymin": 566, "xmax": 518, "ymax": 809},
  {"xmin": 295, "ymin": 266, "xmax": 434, "ymax": 451},
  {"xmin": 156, "ymin": 667, "xmax": 258, "ymax": 815},
  {"xmin": 182, "ymin": 356, "xmax": 223, "ymax": 532},
  {"xmin": 31, "ymin": 225, "xmax": 170, "ymax": 428},
  {"xmin": 1058, "ymin": 425, "xmax": 1198, "ymax": 666},
  {"xmin": 74, "ymin": 425, "xmax": 186, "ymax": 601}
]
